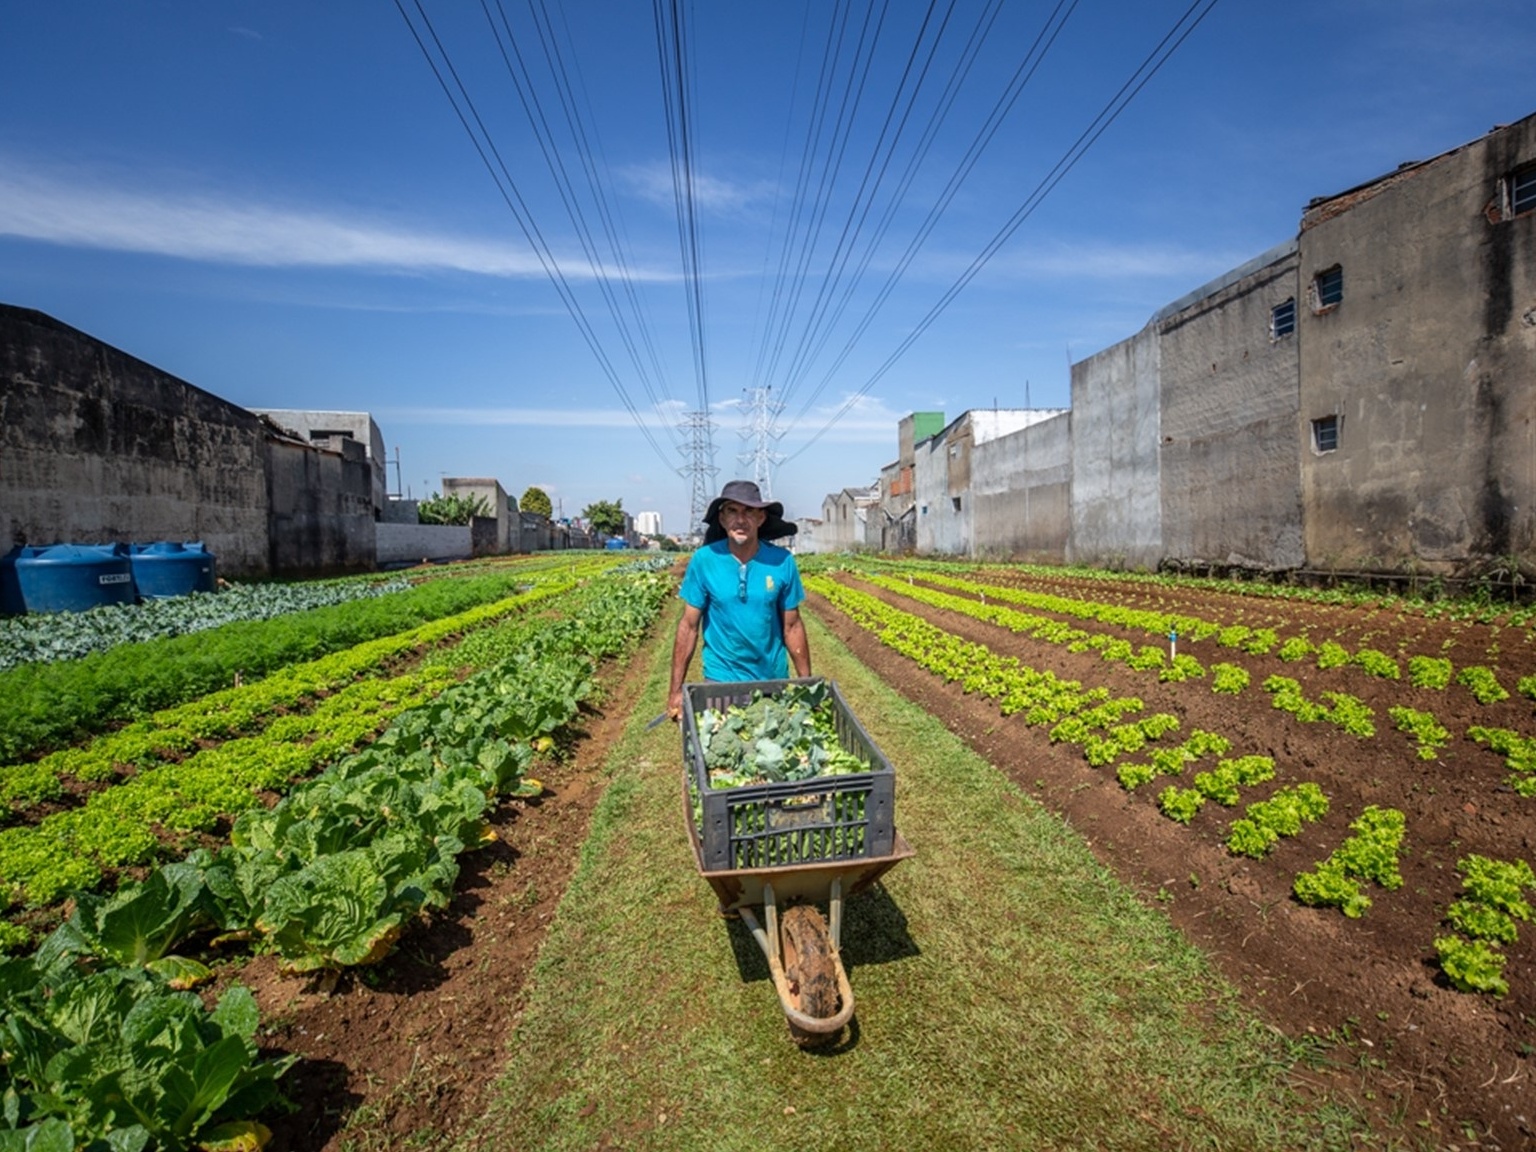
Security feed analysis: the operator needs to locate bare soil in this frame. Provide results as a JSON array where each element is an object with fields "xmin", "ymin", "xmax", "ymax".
[
  {"xmin": 234, "ymin": 573, "xmax": 1536, "ymax": 1151},
  {"xmin": 810, "ymin": 570, "xmax": 1536, "ymax": 1150}
]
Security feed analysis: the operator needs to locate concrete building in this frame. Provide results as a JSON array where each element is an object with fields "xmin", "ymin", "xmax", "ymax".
[
  {"xmin": 914, "ymin": 410, "xmax": 1059, "ymax": 557},
  {"xmin": 1, "ymin": 305, "xmax": 374, "ymax": 578},
  {"xmin": 972, "ymin": 410, "xmax": 1072, "ymax": 562},
  {"xmin": 248, "ymin": 409, "xmax": 387, "ymax": 517},
  {"xmin": 877, "ymin": 412, "xmax": 945, "ymax": 554},
  {"xmin": 443, "ymin": 477, "xmax": 518, "ymax": 553},
  {"xmin": 818, "ymin": 487, "xmax": 880, "ymax": 552},
  {"xmin": 1296, "ymin": 115, "xmax": 1536, "ymax": 577},
  {"xmin": 1067, "ymin": 329, "xmax": 1162, "ymax": 570},
  {"xmin": 854, "ymin": 111, "xmax": 1536, "ymax": 581},
  {"xmin": 792, "ymin": 517, "xmax": 828, "ymax": 554},
  {"xmin": 261, "ymin": 417, "xmax": 376, "ymax": 576},
  {"xmin": 1154, "ymin": 241, "xmax": 1304, "ymax": 572},
  {"xmin": 636, "ymin": 510, "xmax": 662, "ymax": 537}
]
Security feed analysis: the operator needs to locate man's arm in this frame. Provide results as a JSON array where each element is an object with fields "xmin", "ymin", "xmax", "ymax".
[
  {"xmin": 783, "ymin": 607, "xmax": 811, "ymax": 678},
  {"xmin": 667, "ymin": 602, "xmax": 703, "ymax": 720}
]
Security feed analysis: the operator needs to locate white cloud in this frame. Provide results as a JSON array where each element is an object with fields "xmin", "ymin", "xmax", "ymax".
[
  {"xmin": 622, "ymin": 161, "xmax": 773, "ymax": 216},
  {"xmin": 0, "ymin": 160, "xmax": 678, "ymax": 281}
]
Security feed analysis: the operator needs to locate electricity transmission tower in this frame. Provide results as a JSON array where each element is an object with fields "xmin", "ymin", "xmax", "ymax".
[
  {"xmin": 738, "ymin": 387, "xmax": 784, "ymax": 497},
  {"xmin": 679, "ymin": 410, "xmax": 718, "ymax": 538}
]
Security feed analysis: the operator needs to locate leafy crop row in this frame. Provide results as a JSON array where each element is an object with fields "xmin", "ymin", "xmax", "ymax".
[
  {"xmin": 1262, "ymin": 676, "xmax": 1376, "ymax": 737},
  {"xmin": 1467, "ymin": 726, "xmax": 1536, "ymax": 796},
  {"xmin": 0, "ymin": 574, "xmax": 410, "ymax": 674},
  {"xmin": 1435, "ymin": 855, "xmax": 1536, "ymax": 996},
  {"xmin": 860, "ymin": 559, "xmax": 1521, "ymax": 706},
  {"xmin": 1293, "ymin": 806, "xmax": 1405, "ymax": 918},
  {"xmin": 0, "ymin": 568, "xmax": 668, "ymax": 939},
  {"xmin": 0, "ymin": 580, "xmax": 576, "ymax": 821},
  {"xmin": 0, "ymin": 568, "xmax": 565, "ymax": 762},
  {"xmin": 0, "ymin": 566, "xmax": 673, "ymax": 1149}
]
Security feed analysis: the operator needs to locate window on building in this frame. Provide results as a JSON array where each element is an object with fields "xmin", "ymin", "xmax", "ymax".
[
  {"xmin": 1312, "ymin": 266, "xmax": 1343, "ymax": 311},
  {"xmin": 1511, "ymin": 165, "xmax": 1536, "ymax": 217},
  {"xmin": 952, "ymin": 496, "xmax": 962, "ymax": 512},
  {"xmin": 1312, "ymin": 415, "xmax": 1339, "ymax": 454},
  {"xmin": 1271, "ymin": 297, "xmax": 1296, "ymax": 338}
]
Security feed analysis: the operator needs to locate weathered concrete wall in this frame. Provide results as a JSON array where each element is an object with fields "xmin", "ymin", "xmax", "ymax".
[
  {"xmin": 265, "ymin": 433, "xmax": 375, "ymax": 575},
  {"xmin": 1069, "ymin": 326, "xmax": 1162, "ymax": 569},
  {"xmin": 973, "ymin": 411, "xmax": 1072, "ymax": 561},
  {"xmin": 381, "ymin": 498, "xmax": 419, "ymax": 525},
  {"xmin": 0, "ymin": 305, "xmax": 271, "ymax": 576},
  {"xmin": 252, "ymin": 409, "xmax": 387, "ymax": 515},
  {"xmin": 1157, "ymin": 243, "xmax": 1305, "ymax": 570},
  {"xmin": 817, "ymin": 490, "xmax": 876, "ymax": 552},
  {"xmin": 913, "ymin": 422, "xmax": 966, "ymax": 555},
  {"xmin": 444, "ymin": 477, "xmax": 516, "ymax": 553},
  {"xmin": 1299, "ymin": 112, "xmax": 1536, "ymax": 575},
  {"xmin": 377, "ymin": 522, "xmax": 472, "ymax": 564},
  {"xmin": 470, "ymin": 515, "xmax": 499, "ymax": 557}
]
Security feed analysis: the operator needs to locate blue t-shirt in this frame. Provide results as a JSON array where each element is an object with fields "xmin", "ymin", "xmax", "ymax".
[{"xmin": 679, "ymin": 540, "xmax": 805, "ymax": 682}]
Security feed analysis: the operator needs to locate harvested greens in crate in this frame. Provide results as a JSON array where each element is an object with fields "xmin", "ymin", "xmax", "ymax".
[{"xmin": 682, "ymin": 678, "xmax": 895, "ymax": 871}]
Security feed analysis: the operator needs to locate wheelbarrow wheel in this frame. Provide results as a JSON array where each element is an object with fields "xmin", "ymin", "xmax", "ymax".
[{"xmin": 779, "ymin": 904, "xmax": 840, "ymax": 1047}]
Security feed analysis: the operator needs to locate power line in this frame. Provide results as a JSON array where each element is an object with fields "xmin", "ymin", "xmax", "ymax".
[
  {"xmin": 785, "ymin": 0, "xmax": 1223, "ymax": 461},
  {"xmin": 394, "ymin": 0, "xmax": 676, "ymax": 467}
]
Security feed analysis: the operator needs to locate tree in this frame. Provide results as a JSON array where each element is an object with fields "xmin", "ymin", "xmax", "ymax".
[
  {"xmin": 582, "ymin": 499, "xmax": 626, "ymax": 538},
  {"xmin": 418, "ymin": 491, "xmax": 490, "ymax": 525},
  {"xmin": 520, "ymin": 485, "xmax": 553, "ymax": 518}
]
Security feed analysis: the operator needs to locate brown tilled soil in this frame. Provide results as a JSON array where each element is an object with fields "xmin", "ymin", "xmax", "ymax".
[
  {"xmin": 811, "ymin": 569, "xmax": 1536, "ymax": 1150},
  {"xmin": 234, "ymin": 573, "xmax": 1536, "ymax": 1150}
]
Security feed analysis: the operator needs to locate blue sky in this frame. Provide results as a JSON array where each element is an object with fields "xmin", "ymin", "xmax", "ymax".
[{"xmin": 3, "ymin": 2, "xmax": 1534, "ymax": 535}]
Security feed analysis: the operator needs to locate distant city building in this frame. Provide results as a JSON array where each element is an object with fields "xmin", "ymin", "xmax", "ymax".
[{"xmin": 635, "ymin": 510, "xmax": 662, "ymax": 536}]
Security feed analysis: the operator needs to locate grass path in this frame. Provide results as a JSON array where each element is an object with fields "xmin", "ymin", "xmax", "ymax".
[{"xmin": 452, "ymin": 606, "xmax": 1367, "ymax": 1151}]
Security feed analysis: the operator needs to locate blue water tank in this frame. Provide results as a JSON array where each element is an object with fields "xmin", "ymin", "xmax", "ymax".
[
  {"xmin": 130, "ymin": 541, "xmax": 217, "ymax": 599},
  {"xmin": 0, "ymin": 544, "xmax": 137, "ymax": 615}
]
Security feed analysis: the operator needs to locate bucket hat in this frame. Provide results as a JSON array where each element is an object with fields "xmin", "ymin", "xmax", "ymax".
[{"xmin": 702, "ymin": 480, "xmax": 797, "ymax": 544}]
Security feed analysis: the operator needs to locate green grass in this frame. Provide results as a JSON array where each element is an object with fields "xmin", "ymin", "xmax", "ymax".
[{"xmin": 452, "ymin": 608, "xmax": 1367, "ymax": 1152}]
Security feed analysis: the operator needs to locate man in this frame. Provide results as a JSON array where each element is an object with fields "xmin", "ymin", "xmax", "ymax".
[{"xmin": 667, "ymin": 479, "xmax": 811, "ymax": 721}]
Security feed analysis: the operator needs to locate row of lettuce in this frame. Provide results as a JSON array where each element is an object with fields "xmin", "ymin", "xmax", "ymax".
[
  {"xmin": 847, "ymin": 560, "xmax": 1536, "ymax": 794},
  {"xmin": 0, "ymin": 556, "xmax": 673, "ymax": 1150},
  {"xmin": 934, "ymin": 554, "xmax": 1536, "ymax": 626},
  {"xmin": 0, "ymin": 559, "xmax": 614, "ymax": 764},
  {"xmin": 803, "ymin": 567, "xmax": 1536, "ymax": 1000},
  {"xmin": 0, "ymin": 573, "xmax": 413, "ymax": 676}
]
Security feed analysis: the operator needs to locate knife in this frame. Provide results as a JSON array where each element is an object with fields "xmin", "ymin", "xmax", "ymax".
[{"xmin": 645, "ymin": 712, "xmax": 671, "ymax": 730}]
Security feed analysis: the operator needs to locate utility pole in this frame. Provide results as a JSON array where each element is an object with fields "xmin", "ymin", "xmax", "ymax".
[
  {"xmin": 738, "ymin": 386, "xmax": 784, "ymax": 497},
  {"xmin": 679, "ymin": 410, "xmax": 718, "ymax": 538}
]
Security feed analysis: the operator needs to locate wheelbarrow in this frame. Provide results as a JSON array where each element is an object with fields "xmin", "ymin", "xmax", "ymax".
[{"xmin": 679, "ymin": 677, "xmax": 915, "ymax": 1045}]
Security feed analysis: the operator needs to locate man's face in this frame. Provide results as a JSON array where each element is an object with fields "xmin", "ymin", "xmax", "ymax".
[{"xmin": 719, "ymin": 500, "xmax": 766, "ymax": 544}]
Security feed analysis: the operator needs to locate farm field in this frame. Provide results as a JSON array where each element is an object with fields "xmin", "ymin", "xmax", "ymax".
[
  {"xmin": 3, "ymin": 554, "xmax": 1534, "ymax": 1149},
  {"xmin": 804, "ymin": 558, "xmax": 1536, "ymax": 1148}
]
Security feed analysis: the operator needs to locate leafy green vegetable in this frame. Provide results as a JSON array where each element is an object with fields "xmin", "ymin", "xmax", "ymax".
[
  {"xmin": 697, "ymin": 682, "xmax": 866, "ymax": 787},
  {"xmin": 1434, "ymin": 935, "xmax": 1509, "ymax": 996},
  {"xmin": 1456, "ymin": 665, "xmax": 1509, "ymax": 704}
]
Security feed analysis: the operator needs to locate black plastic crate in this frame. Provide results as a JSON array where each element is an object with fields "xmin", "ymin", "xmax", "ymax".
[{"xmin": 682, "ymin": 677, "xmax": 895, "ymax": 872}]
